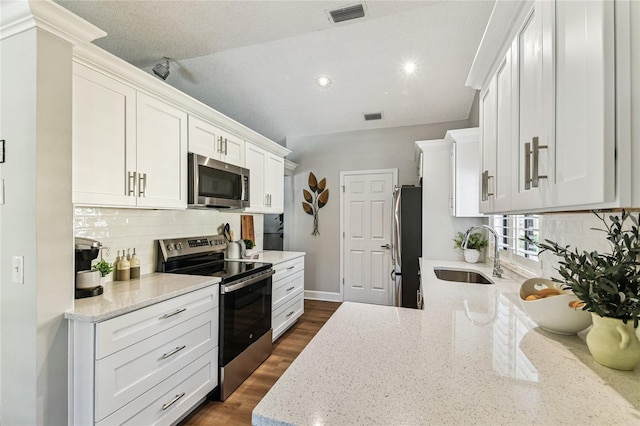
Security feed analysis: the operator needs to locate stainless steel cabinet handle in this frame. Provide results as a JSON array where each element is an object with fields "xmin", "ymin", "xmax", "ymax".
[
  {"xmin": 286, "ymin": 310, "xmax": 295, "ymax": 318},
  {"xmin": 286, "ymin": 286, "xmax": 295, "ymax": 292},
  {"xmin": 161, "ymin": 345, "xmax": 186, "ymax": 359},
  {"xmin": 531, "ymin": 136, "xmax": 548, "ymax": 188},
  {"xmin": 162, "ymin": 392, "xmax": 186, "ymax": 411},
  {"xmin": 138, "ymin": 173, "xmax": 147, "ymax": 197},
  {"xmin": 224, "ymin": 138, "xmax": 228, "ymax": 155},
  {"xmin": 160, "ymin": 308, "xmax": 186, "ymax": 319},
  {"xmin": 524, "ymin": 142, "xmax": 532, "ymax": 190},
  {"xmin": 217, "ymin": 136, "xmax": 224, "ymax": 153},
  {"xmin": 127, "ymin": 171, "xmax": 137, "ymax": 196},
  {"xmin": 482, "ymin": 171, "xmax": 494, "ymax": 201},
  {"xmin": 286, "ymin": 266, "xmax": 295, "ymax": 271}
]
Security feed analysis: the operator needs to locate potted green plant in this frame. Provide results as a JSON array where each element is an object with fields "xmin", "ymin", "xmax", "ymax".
[
  {"xmin": 453, "ymin": 231, "xmax": 488, "ymax": 263},
  {"xmin": 526, "ymin": 210, "xmax": 640, "ymax": 370},
  {"xmin": 92, "ymin": 258, "xmax": 113, "ymax": 285}
]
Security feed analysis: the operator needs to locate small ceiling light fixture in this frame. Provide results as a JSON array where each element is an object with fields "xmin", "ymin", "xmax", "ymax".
[
  {"xmin": 316, "ymin": 76, "xmax": 332, "ymax": 88},
  {"xmin": 152, "ymin": 57, "xmax": 171, "ymax": 80},
  {"xmin": 328, "ymin": 4, "xmax": 366, "ymax": 23},
  {"xmin": 402, "ymin": 61, "xmax": 417, "ymax": 75}
]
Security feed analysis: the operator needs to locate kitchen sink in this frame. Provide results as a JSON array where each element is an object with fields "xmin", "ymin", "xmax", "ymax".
[{"xmin": 433, "ymin": 268, "xmax": 493, "ymax": 284}]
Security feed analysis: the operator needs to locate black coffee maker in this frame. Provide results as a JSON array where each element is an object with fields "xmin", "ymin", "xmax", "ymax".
[{"xmin": 75, "ymin": 237, "xmax": 104, "ymax": 299}]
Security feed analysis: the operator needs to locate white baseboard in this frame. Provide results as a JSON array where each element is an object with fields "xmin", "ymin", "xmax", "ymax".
[{"xmin": 304, "ymin": 290, "xmax": 342, "ymax": 302}]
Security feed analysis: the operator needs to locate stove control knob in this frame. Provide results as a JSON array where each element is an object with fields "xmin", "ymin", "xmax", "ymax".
[
  {"xmin": 176, "ymin": 243, "xmax": 183, "ymax": 250},
  {"xmin": 166, "ymin": 243, "xmax": 175, "ymax": 252}
]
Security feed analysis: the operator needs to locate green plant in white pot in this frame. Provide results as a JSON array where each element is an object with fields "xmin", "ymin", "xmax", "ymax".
[
  {"xmin": 526, "ymin": 211, "xmax": 640, "ymax": 370},
  {"xmin": 453, "ymin": 232, "xmax": 488, "ymax": 263},
  {"xmin": 92, "ymin": 259, "xmax": 113, "ymax": 285}
]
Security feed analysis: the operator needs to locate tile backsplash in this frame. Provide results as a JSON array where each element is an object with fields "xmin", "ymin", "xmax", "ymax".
[
  {"xmin": 74, "ymin": 207, "xmax": 263, "ymax": 281},
  {"xmin": 539, "ymin": 211, "xmax": 619, "ymax": 279}
]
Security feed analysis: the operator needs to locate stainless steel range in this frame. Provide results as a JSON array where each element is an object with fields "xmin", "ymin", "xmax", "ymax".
[{"xmin": 157, "ymin": 234, "xmax": 274, "ymax": 400}]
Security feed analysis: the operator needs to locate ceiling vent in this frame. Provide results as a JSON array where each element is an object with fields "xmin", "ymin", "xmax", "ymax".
[
  {"xmin": 364, "ymin": 112, "xmax": 383, "ymax": 121},
  {"xmin": 329, "ymin": 4, "xmax": 365, "ymax": 23}
]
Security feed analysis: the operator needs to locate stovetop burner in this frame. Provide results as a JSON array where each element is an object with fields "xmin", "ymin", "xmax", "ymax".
[{"xmin": 157, "ymin": 235, "xmax": 272, "ymax": 283}]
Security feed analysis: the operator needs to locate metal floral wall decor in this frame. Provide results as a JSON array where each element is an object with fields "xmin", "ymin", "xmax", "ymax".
[{"xmin": 302, "ymin": 172, "xmax": 329, "ymax": 236}]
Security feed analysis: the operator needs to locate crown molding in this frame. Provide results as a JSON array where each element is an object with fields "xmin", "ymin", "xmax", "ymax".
[
  {"xmin": 284, "ymin": 159, "xmax": 298, "ymax": 176},
  {"xmin": 0, "ymin": 0, "xmax": 105, "ymax": 44},
  {"xmin": 465, "ymin": 0, "xmax": 530, "ymax": 90}
]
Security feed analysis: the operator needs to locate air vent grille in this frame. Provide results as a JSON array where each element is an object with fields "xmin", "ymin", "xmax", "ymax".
[
  {"xmin": 364, "ymin": 112, "xmax": 383, "ymax": 121},
  {"xmin": 329, "ymin": 4, "xmax": 365, "ymax": 23}
]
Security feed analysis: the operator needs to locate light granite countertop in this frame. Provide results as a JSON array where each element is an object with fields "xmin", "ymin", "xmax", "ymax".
[
  {"xmin": 228, "ymin": 250, "xmax": 305, "ymax": 265},
  {"xmin": 65, "ymin": 273, "xmax": 220, "ymax": 323},
  {"xmin": 252, "ymin": 259, "xmax": 640, "ymax": 425}
]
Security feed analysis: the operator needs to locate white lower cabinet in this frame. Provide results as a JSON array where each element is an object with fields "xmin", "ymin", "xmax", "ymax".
[
  {"xmin": 70, "ymin": 286, "xmax": 219, "ymax": 426},
  {"xmin": 271, "ymin": 256, "xmax": 305, "ymax": 341}
]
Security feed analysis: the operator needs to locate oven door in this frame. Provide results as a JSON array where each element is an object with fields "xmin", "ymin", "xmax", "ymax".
[
  {"xmin": 219, "ymin": 271, "xmax": 273, "ymax": 366},
  {"xmin": 188, "ymin": 153, "xmax": 250, "ymax": 208}
]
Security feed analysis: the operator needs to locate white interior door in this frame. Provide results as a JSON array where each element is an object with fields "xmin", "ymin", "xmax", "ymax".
[{"xmin": 341, "ymin": 170, "xmax": 396, "ymax": 305}]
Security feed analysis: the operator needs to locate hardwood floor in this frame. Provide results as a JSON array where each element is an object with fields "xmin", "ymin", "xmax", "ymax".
[{"xmin": 180, "ymin": 299, "xmax": 342, "ymax": 426}]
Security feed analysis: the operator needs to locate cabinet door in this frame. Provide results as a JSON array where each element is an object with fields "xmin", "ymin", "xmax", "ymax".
[
  {"xmin": 136, "ymin": 93, "xmax": 187, "ymax": 209},
  {"xmin": 244, "ymin": 142, "xmax": 266, "ymax": 211},
  {"xmin": 266, "ymin": 153, "xmax": 285, "ymax": 213},
  {"xmin": 494, "ymin": 45, "xmax": 514, "ymax": 212},
  {"xmin": 220, "ymin": 130, "xmax": 245, "ymax": 167},
  {"xmin": 550, "ymin": 0, "xmax": 615, "ymax": 206},
  {"xmin": 511, "ymin": 1, "xmax": 552, "ymax": 211},
  {"xmin": 479, "ymin": 81, "xmax": 496, "ymax": 213},
  {"xmin": 188, "ymin": 115, "xmax": 222, "ymax": 160},
  {"xmin": 72, "ymin": 64, "xmax": 137, "ymax": 206}
]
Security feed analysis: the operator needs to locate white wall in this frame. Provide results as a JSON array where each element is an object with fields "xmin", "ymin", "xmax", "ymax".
[
  {"xmin": 0, "ymin": 28, "xmax": 74, "ymax": 425},
  {"xmin": 74, "ymin": 208, "xmax": 263, "ymax": 280},
  {"xmin": 285, "ymin": 120, "xmax": 469, "ymax": 297}
]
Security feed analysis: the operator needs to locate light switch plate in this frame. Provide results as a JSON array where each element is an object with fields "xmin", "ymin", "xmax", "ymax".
[{"xmin": 12, "ymin": 256, "xmax": 24, "ymax": 284}]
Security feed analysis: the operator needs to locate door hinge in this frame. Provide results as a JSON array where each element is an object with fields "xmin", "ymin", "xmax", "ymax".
[
  {"xmin": 342, "ymin": 185, "xmax": 345, "ymax": 193},
  {"xmin": 342, "ymin": 278, "xmax": 344, "ymax": 285},
  {"xmin": 343, "ymin": 232, "xmax": 345, "ymax": 239}
]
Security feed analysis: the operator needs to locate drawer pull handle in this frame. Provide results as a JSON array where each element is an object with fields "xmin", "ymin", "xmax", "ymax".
[
  {"xmin": 161, "ymin": 308, "xmax": 186, "ymax": 319},
  {"xmin": 286, "ymin": 286, "xmax": 295, "ymax": 292},
  {"xmin": 286, "ymin": 310, "xmax": 295, "ymax": 318},
  {"xmin": 286, "ymin": 266, "xmax": 295, "ymax": 271},
  {"xmin": 161, "ymin": 392, "xmax": 186, "ymax": 411},
  {"xmin": 161, "ymin": 345, "xmax": 186, "ymax": 359}
]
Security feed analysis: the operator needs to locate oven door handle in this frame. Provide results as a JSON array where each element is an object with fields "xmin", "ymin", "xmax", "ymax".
[{"xmin": 220, "ymin": 269, "xmax": 275, "ymax": 294}]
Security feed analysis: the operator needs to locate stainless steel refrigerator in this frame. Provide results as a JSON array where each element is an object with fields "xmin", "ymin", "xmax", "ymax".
[{"xmin": 392, "ymin": 185, "xmax": 422, "ymax": 309}]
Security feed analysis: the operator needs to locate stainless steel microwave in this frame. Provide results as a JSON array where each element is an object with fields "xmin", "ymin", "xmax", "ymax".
[{"xmin": 188, "ymin": 153, "xmax": 250, "ymax": 209}]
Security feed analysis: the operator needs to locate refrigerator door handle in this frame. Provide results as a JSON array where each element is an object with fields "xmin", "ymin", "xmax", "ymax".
[{"xmin": 392, "ymin": 186, "xmax": 402, "ymax": 307}]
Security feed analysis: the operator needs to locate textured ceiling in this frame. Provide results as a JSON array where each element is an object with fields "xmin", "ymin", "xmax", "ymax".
[{"xmin": 56, "ymin": 0, "xmax": 494, "ymax": 144}]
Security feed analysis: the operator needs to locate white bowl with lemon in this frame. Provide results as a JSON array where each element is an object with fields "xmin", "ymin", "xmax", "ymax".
[{"xmin": 519, "ymin": 278, "xmax": 592, "ymax": 335}]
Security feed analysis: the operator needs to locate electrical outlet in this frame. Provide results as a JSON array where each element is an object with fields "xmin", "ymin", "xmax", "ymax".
[{"xmin": 12, "ymin": 256, "xmax": 24, "ymax": 284}]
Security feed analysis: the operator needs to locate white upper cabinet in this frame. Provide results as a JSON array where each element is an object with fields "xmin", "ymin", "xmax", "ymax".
[
  {"xmin": 468, "ymin": 0, "xmax": 620, "ymax": 213},
  {"xmin": 548, "ymin": 0, "xmax": 615, "ymax": 206},
  {"xmin": 73, "ymin": 64, "xmax": 187, "ymax": 209},
  {"xmin": 244, "ymin": 142, "xmax": 284, "ymax": 214},
  {"xmin": 446, "ymin": 128, "xmax": 483, "ymax": 217},
  {"xmin": 136, "ymin": 92, "xmax": 187, "ymax": 209},
  {"xmin": 188, "ymin": 115, "xmax": 244, "ymax": 167}
]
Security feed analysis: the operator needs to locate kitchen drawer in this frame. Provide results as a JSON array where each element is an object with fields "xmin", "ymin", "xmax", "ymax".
[
  {"xmin": 272, "ymin": 270, "xmax": 304, "ymax": 311},
  {"xmin": 96, "ymin": 286, "xmax": 218, "ymax": 359},
  {"xmin": 97, "ymin": 348, "xmax": 218, "ymax": 426},
  {"xmin": 95, "ymin": 309, "xmax": 217, "ymax": 421},
  {"xmin": 272, "ymin": 256, "xmax": 304, "ymax": 284},
  {"xmin": 272, "ymin": 291, "xmax": 304, "ymax": 341}
]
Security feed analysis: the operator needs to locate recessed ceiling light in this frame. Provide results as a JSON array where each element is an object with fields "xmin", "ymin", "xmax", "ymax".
[
  {"xmin": 316, "ymin": 76, "xmax": 332, "ymax": 88},
  {"xmin": 402, "ymin": 61, "xmax": 417, "ymax": 75}
]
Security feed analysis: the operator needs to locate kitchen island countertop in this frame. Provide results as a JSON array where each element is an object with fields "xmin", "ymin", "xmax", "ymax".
[
  {"xmin": 65, "ymin": 273, "xmax": 220, "ymax": 322},
  {"xmin": 252, "ymin": 259, "xmax": 640, "ymax": 425}
]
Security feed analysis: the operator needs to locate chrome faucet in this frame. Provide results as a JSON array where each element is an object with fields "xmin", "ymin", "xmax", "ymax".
[{"xmin": 462, "ymin": 224, "xmax": 503, "ymax": 278}]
